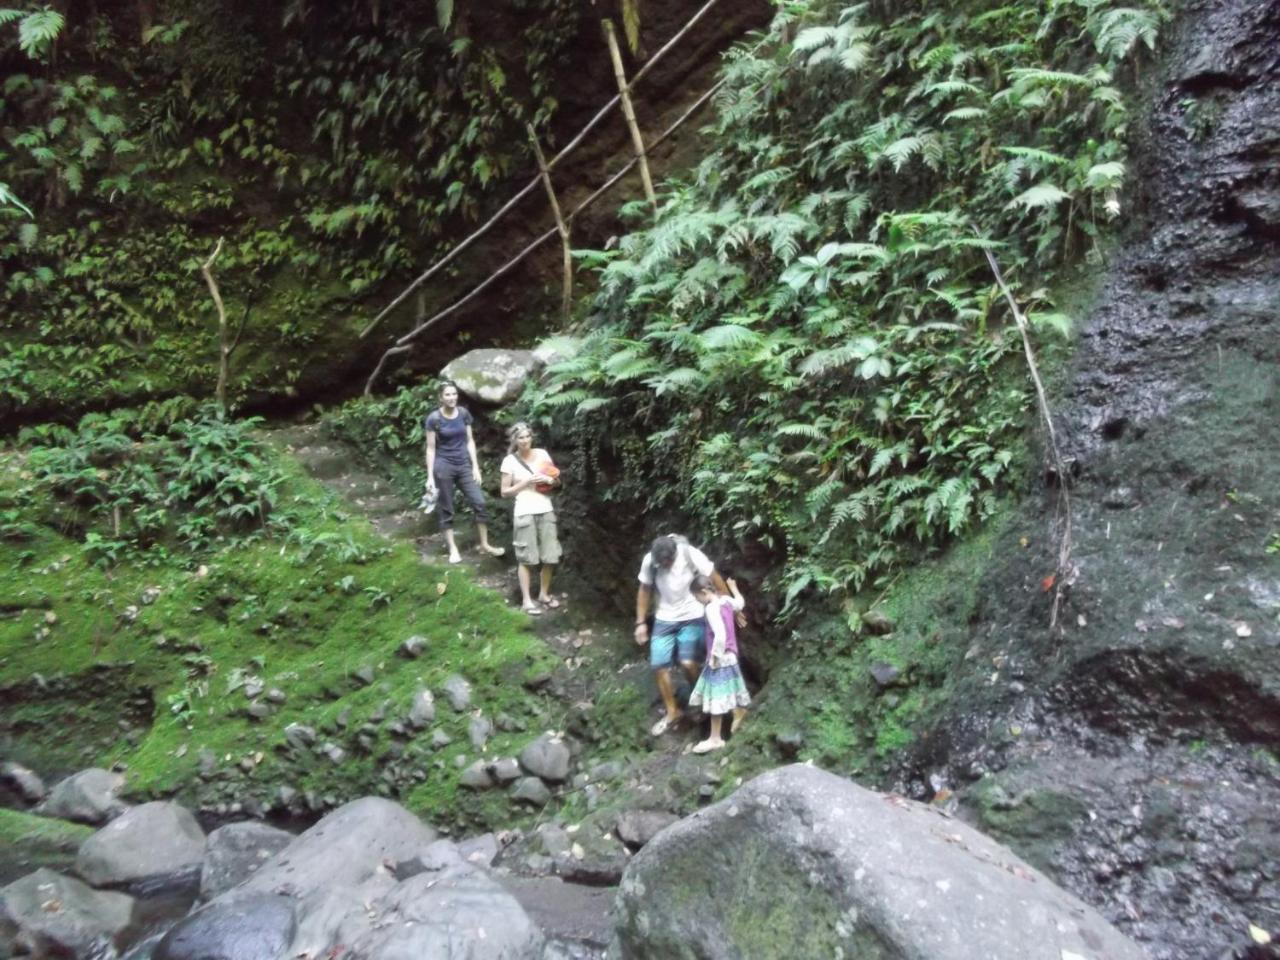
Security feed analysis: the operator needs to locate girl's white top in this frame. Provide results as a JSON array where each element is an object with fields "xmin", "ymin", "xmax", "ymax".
[
  {"xmin": 501, "ymin": 450, "xmax": 555, "ymax": 516},
  {"xmin": 705, "ymin": 593, "xmax": 746, "ymax": 659}
]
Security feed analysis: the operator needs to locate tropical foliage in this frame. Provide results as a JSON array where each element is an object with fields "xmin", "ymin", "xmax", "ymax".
[{"xmin": 529, "ymin": 0, "xmax": 1165, "ymax": 619}]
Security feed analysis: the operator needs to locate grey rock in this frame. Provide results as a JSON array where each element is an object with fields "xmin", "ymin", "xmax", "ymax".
[
  {"xmin": 352, "ymin": 665, "xmax": 375, "ymax": 687},
  {"xmin": 518, "ymin": 733, "xmax": 571, "ymax": 782},
  {"xmin": 247, "ymin": 702, "xmax": 270, "ymax": 720},
  {"xmin": 431, "ymin": 729, "xmax": 453, "ymax": 749},
  {"xmin": 283, "ymin": 723, "xmax": 316, "ymax": 750},
  {"xmin": 453, "ymin": 754, "xmax": 469, "ymax": 769},
  {"xmin": 407, "ymin": 688, "xmax": 435, "ymax": 728},
  {"xmin": 615, "ymin": 809, "xmax": 679, "ymax": 850},
  {"xmin": 265, "ymin": 688, "xmax": 287, "ymax": 705},
  {"xmin": 344, "ymin": 864, "xmax": 543, "ymax": 959},
  {"xmin": 76, "ymin": 801, "xmax": 206, "ymax": 888},
  {"xmin": 468, "ymin": 714, "xmax": 492, "ymax": 750},
  {"xmin": 774, "ymin": 730, "xmax": 804, "ymax": 759},
  {"xmin": 320, "ymin": 742, "xmax": 346, "ymax": 764},
  {"xmin": 456, "ymin": 834, "xmax": 500, "ymax": 867},
  {"xmin": 1, "ymin": 761, "xmax": 46, "ymax": 803},
  {"xmin": 459, "ymin": 761, "xmax": 495, "ymax": 790},
  {"xmin": 39, "ymin": 768, "xmax": 128, "ymax": 825},
  {"xmin": 200, "ymin": 822, "xmax": 294, "ymax": 900},
  {"xmin": 538, "ymin": 824, "xmax": 571, "ymax": 858},
  {"xmin": 393, "ymin": 839, "xmax": 464, "ymax": 879},
  {"xmin": 511, "ymin": 777, "xmax": 552, "ymax": 807},
  {"xmin": 442, "ymin": 674, "xmax": 472, "ymax": 711},
  {"xmin": 0, "ymin": 868, "xmax": 134, "ymax": 957},
  {"xmin": 154, "ymin": 892, "xmax": 295, "ymax": 960},
  {"xmin": 613, "ymin": 765, "xmax": 1146, "ymax": 960},
  {"xmin": 398, "ymin": 635, "xmax": 427, "ymax": 659},
  {"xmin": 243, "ymin": 677, "xmax": 265, "ymax": 699},
  {"xmin": 237, "ymin": 797, "xmax": 437, "ymax": 900},
  {"xmin": 587, "ymin": 760, "xmax": 625, "ymax": 782},
  {"xmin": 869, "ymin": 662, "xmax": 901, "ymax": 688},
  {"xmin": 490, "ymin": 757, "xmax": 522, "ymax": 784},
  {"xmin": 441, "ymin": 348, "xmax": 542, "ymax": 406},
  {"xmin": 198, "ymin": 748, "xmax": 217, "ymax": 778}
]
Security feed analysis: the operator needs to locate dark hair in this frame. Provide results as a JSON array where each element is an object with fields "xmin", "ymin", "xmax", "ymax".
[
  {"xmin": 650, "ymin": 535, "xmax": 678, "ymax": 569},
  {"xmin": 691, "ymin": 574, "xmax": 716, "ymax": 596},
  {"xmin": 437, "ymin": 381, "xmax": 458, "ymax": 400}
]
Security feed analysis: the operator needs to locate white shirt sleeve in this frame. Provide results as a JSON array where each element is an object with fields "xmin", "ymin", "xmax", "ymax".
[
  {"xmin": 726, "ymin": 592, "xmax": 745, "ymax": 612},
  {"xmin": 500, "ymin": 454, "xmax": 517, "ymax": 476},
  {"xmin": 707, "ymin": 599, "xmax": 728, "ymax": 656},
  {"xmin": 687, "ymin": 545, "xmax": 714, "ymax": 577},
  {"xmin": 638, "ymin": 553, "xmax": 654, "ymax": 585}
]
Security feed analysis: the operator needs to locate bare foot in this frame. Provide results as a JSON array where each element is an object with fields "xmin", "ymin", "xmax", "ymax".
[
  {"xmin": 481, "ymin": 544, "xmax": 505, "ymax": 557},
  {"xmin": 448, "ymin": 552, "xmax": 462, "ymax": 564}
]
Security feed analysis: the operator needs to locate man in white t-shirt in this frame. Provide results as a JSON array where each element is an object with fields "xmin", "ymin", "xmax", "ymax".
[{"xmin": 635, "ymin": 534, "xmax": 732, "ymax": 736}]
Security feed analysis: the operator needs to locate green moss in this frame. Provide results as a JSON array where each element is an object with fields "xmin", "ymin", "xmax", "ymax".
[
  {"xmin": 968, "ymin": 779, "xmax": 1088, "ymax": 873},
  {"xmin": 0, "ymin": 439, "xmax": 559, "ymax": 830},
  {"xmin": 0, "ymin": 808, "xmax": 94, "ymax": 884}
]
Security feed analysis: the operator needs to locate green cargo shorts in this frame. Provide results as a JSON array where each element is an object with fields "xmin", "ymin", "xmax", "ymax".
[{"xmin": 512, "ymin": 511, "xmax": 561, "ymax": 566}]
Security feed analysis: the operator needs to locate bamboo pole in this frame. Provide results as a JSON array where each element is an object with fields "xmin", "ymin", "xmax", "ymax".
[
  {"xmin": 603, "ymin": 19, "xmax": 656, "ymax": 210},
  {"xmin": 364, "ymin": 77, "xmax": 730, "ymax": 395},
  {"xmin": 358, "ymin": 0, "xmax": 726, "ymax": 340},
  {"xmin": 200, "ymin": 236, "xmax": 229, "ymax": 418},
  {"xmin": 528, "ymin": 123, "xmax": 573, "ymax": 323}
]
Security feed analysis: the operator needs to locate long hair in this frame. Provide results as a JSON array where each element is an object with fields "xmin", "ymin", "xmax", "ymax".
[{"xmin": 507, "ymin": 421, "xmax": 532, "ymax": 455}]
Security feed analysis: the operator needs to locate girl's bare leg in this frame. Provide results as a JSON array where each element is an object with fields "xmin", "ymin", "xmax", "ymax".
[
  {"xmin": 443, "ymin": 529, "xmax": 461, "ymax": 563},
  {"xmin": 693, "ymin": 715, "xmax": 725, "ymax": 753},
  {"xmin": 731, "ymin": 708, "xmax": 748, "ymax": 733}
]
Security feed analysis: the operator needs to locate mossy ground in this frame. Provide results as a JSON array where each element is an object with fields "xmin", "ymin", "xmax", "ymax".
[
  {"xmin": 0, "ymin": 437, "xmax": 561, "ymax": 831},
  {"xmin": 0, "ymin": 808, "xmax": 93, "ymax": 884}
]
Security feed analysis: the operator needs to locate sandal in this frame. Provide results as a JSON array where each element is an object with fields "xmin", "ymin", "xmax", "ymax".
[
  {"xmin": 521, "ymin": 602, "xmax": 543, "ymax": 616},
  {"xmin": 482, "ymin": 544, "xmax": 506, "ymax": 557},
  {"xmin": 539, "ymin": 595, "xmax": 560, "ymax": 609},
  {"xmin": 692, "ymin": 738, "xmax": 725, "ymax": 754},
  {"xmin": 650, "ymin": 715, "xmax": 678, "ymax": 737}
]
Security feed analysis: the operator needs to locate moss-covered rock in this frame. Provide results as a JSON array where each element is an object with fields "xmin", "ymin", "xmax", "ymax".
[{"xmin": 0, "ymin": 809, "xmax": 93, "ymax": 885}]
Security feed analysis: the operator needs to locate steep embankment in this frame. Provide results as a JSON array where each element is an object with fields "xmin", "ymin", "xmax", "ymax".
[{"xmin": 920, "ymin": 2, "xmax": 1280, "ymax": 956}]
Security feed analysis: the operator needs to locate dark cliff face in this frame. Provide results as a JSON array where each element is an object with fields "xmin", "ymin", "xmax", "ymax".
[{"xmin": 919, "ymin": 1, "xmax": 1280, "ymax": 957}]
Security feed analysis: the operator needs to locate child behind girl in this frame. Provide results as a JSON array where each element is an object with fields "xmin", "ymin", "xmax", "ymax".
[{"xmin": 688, "ymin": 574, "xmax": 751, "ymax": 753}]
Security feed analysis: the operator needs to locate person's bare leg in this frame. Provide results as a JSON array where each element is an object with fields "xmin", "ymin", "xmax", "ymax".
[
  {"xmin": 517, "ymin": 564, "xmax": 535, "ymax": 609},
  {"xmin": 680, "ymin": 659, "xmax": 701, "ymax": 684},
  {"xmin": 694, "ymin": 715, "xmax": 725, "ymax": 753},
  {"xmin": 731, "ymin": 707, "xmax": 748, "ymax": 733},
  {"xmin": 654, "ymin": 668, "xmax": 681, "ymax": 723},
  {"xmin": 537, "ymin": 565, "xmax": 556, "ymax": 605},
  {"xmin": 476, "ymin": 523, "xmax": 504, "ymax": 556},
  {"xmin": 443, "ymin": 529, "xmax": 461, "ymax": 563}
]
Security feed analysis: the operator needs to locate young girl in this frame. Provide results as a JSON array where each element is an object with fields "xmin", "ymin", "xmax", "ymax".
[{"xmin": 687, "ymin": 574, "xmax": 750, "ymax": 753}]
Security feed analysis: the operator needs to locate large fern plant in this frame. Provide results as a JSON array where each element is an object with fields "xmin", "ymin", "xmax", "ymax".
[{"xmin": 528, "ymin": 0, "xmax": 1166, "ymax": 622}]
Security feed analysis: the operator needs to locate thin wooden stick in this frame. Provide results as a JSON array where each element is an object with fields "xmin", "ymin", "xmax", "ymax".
[
  {"xmin": 200, "ymin": 237, "xmax": 228, "ymax": 418},
  {"xmin": 603, "ymin": 19, "xmax": 656, "ymax": 210},
  {"xmin": 983, "ymin": 248, "xmax": 1074, "ymax": 631},
  {"xmin": 358, "ymin": 0, "xmax": 725, "ymax": 340},
  {"xmin": 363, "ymin": 78, "xmax": 728, "ymax": 395},
  {"xmin": 528, "ymin": 124, "xmax": 573, "ymax": 323}
]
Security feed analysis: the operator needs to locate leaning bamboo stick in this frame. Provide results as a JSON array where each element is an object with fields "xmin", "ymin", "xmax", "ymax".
[
  {"xmin": 528, "ymin": 124, "xmax": 573, "ymax": 323},
  {"xmin": 358, "ymin": 0, "xmax": 726, "ymax": 340},
  {"xmin": 363, "ymin": 77, "xmax": 729, "ymax": 395},
  {"xmin": 603, "ymin": 19, "xmax": 656, "ymax": 210}
]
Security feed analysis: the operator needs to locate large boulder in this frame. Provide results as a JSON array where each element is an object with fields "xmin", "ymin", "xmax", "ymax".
[
  {"xmin": 76, "ymin": 801, "xmax": 205, "ymax": 889},
  {"xmin": 441, "ymin": 349, "xmax": 541, "ymax": 406},
  {"xmin": 199, "ymin": 821, "xmax": 295, "ymax": 900},
  {"xmin": 345, "ymin": 863, "xmax": 543, "ymax": 959},
  {"xmin": 613, "ymin": 765, "xmax": 1147, "ymax": 960},
  {"xmin": 0, "ymin": 868, "xmax": 134, "ymax": 957},
  {"xmin": 153, "ymin": 892, "xmax": 296, "ymax": 960},
  {"xmin": 238, "ymin": 796, "xmax": 437, "ymax": 899},
  {"xmin": 39, "ymin": 768, "xmax": 128, "ymax": 825}
]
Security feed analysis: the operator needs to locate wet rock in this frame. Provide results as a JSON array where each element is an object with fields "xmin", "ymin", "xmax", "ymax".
[
  {"xmin": 283, "ymin": 723, "xmax": 316, "ymax": 750},
  {"xmin": 398, "ymin": 635, "xmax": 427, "ymax": 658},
  {"xmin": 615, "ymin": 809, "xmax": 679, "ymax": 850},
  {"xmin": 344, "ymin": 864, "xmax": 543, "ymax": 958},
  {"xmin": 76, "ymin": 801, "xmax": 206, "ymax": 889},
  {"xmin": 459, "ymin": 761, "xmax": 495, "ymax": 790},
  {"xmin": 200, "ymin": 822, "xmax": 294, "ymax": 900},
  {"xmin": 442, "ymin": 674, "xmax": 472, "ymax": 711},
  {"xmin": 0, "ymin": 868, "xmax": 135, "ymax": 958},
  {"xmin": 490, "ymin": 757, "xmax": 522, "ymax": 784},
  {"xmin": 511, "ymin": 777, "xmax": 552, "ymax": 807},
  {"xmin": 39, "ymin": 768, "xmax": 128, "ymax": 825},
  {"xmin": 237, "ymin": 797, "xmax": 437, "ymax": 899},
  {"xmin": 441, "ymin": 348, "xmax": 542, "ymax": 406},
  {"xmin": 407, "ymin": 688, "xmax": 435, "ymax": 728},
  {"xmin": 468, "ymin": 713, "xmax": 493, "ymax": 750},
  {"xmin": 154, "ymin": 892, "xmax": 296, "ymax": 960},
  {"xmin": 1, "ymin": 761, "xmax": 46, "ymax": 803},
  {"xmin": 614, "ymin": 765, "xmax": 1145, "ymax": 959},
  {"xmin": 519, "ymin": 733, "xmax": 571, "ymax": 782},
  {"xmin": 869, "ymin": 662, "xmax": 901, "ymax": 689}
]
